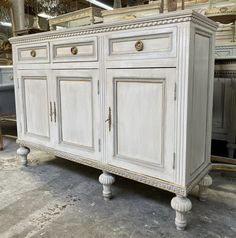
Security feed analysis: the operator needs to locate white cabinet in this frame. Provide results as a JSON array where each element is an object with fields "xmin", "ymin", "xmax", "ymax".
[
  {"xmin": 52, "ymin": 69, "xmax": 100, "ymax": 160},
  {"xmin": 106, "ymin": 68, "xmax": 176, "ymax": 182},
  {"xmin": 17, "ymin": 69, "xmax": 101, "ymax": 160},
  {"xmin": 17, "ymin": 70, "xmax": 53, "ymax": 146},
  {"xmin": 10, "ymin": 10, "xmax": 217, "ymax": 230}
]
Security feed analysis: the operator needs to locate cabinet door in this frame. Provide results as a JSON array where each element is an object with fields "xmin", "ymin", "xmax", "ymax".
[
  {"xmin": 53, "ymin": 70, "xmax": 100, "ymax": 161},
  {"xmin": 106, "ymin": 69, "xmax": 176, "ymax": 182},
  {"xmin": 18, "ymin": 70, "xmax": 52, "ymax": 146}
]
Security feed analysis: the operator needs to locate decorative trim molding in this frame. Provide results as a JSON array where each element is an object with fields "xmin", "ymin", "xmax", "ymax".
[
  {"xmin": 9, "ymin": 10, "xmax": 217, "ymax": 45},
  {"xmin": 17, "ymin": 139, "xmax": 212, "ymax": 196},
  {"xmin": 215, "ymin": 45, "xmax": 236, "ymax": 59},
  {"xmin": 216, "ymin": 45, "xmax": 236, "ymax": 50},
  {"xmin": 215, "ymin": 59, "xmax": 236, "ymax": 65},
  {"xmin": 205, "ymin": 6, "xmax": 236, "ymax": 17},
  {"xmin": 215, "ymin": 70, "xmax": 236, "ymax": 78},
  {"xmin": 17, "ymin": 139, "xmax": 188, "ymax": 196},
  {"xmin": 49, "ymin": 7, "xmax": 102, "ymax": 26}
]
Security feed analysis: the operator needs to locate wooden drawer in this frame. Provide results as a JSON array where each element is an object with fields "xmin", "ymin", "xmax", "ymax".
[
  {"xmin": 17, "ymin": 43, "xmax": 50, "ymax": 63},
  {"xmin": 106, "ymin": 27, "xmax": 176, "ymax": 61},
  {"xmin": 51, "ymin": 36, "xmax": 98, "ymax": 62}
]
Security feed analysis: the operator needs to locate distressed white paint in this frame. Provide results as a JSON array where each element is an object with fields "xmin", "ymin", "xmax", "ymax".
[
  {"xmin": 59, "ymin": 78, "xmax": 93, "ymax": 148},
  {"xmin": 51, "ymin": 37, "xmax": 97, "ymax": 62},
  {"xmin": 17, "ymin": 43, "xmax": 50, "ymax": 63},
  {"xmin": 190, "ymin": 32, "xmax": 210, "ymax": 176},
  {"xmin": 171, "ymin": 195, "xmax": 192, "ymax": 230},
  {"xmin": 99, "ymin": 171, "xmax": 115, "ymax": 200},
  {"xmin": 23, "ymin": 77, "xmax": 49, "ymax": 138},
  {"xmin": 111, "ymin": 34, "xmax": 171, "ymax": 55},
  {"xmin": 116, "ymin": 80, "xmax": 163, "ymax": 164},
  {"xmin": 56, "ymin": 44, "xmax": 93, "ymax": 57},
  {"xmin": 106, "ymin": 27, "xmax": 177, "ymax": 61},
  {"xmin": 52, "ymin": 69, "xmax": 100, "ymax": 161},
  {"xmin": 16, "ymin": 146, "xmax": 30, "ymax": 167},
  {"xmin": 16, "ymin": 69, "xmax": 53, "ymax": 148},
  {"xmin": 10, "ymin": 10, "xmax": 217, "ymax": 230},
  {"xmin": 106, "ymin": 68, "xmax": 176, "ymax": 182}
]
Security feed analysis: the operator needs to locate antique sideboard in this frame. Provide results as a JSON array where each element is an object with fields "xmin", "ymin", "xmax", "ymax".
[
  {"xmin": 212, "ymin": 45, "xmax": 236, "ymax": 158},
  {"xmin": 10, "ymin": 10, "xmax": 217, "ymax": 230}
]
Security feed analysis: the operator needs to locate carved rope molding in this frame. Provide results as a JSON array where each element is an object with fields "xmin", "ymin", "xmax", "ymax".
[
  {"xmin": 215, "ymin": 70, "xmax": 236, "ymax": 78},
  {"xmin": 215, "ymin": 59, "xmax": 236, "ymax": 65},
  {"xmin": 216, "ymin": 45, "xmax": 236, "ymax": 50},
  {"xmin": 9, "ymin": 10, "xmax": 217, "ymax": 45},
  {"xmin": 17, "ymin": 139, "xmax": 187, "ymax": 196}
]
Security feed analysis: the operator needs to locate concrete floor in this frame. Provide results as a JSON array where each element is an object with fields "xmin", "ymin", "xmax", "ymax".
[{"xmin": 0, "ymin": 138, "xmax": 236, "ymax": 238}]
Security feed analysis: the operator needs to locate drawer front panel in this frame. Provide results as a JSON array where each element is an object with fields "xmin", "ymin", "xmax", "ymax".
[
  {"xmin": 51, "ymin": 37, "xmax": 98, "ymax": 62},
  {"xmin": 106, "ymin": 27, "xmax": 176, "ymax": 60},
  {"xmin": 17, "ymin": 43, "xmax": 50, "ymax": 63}
]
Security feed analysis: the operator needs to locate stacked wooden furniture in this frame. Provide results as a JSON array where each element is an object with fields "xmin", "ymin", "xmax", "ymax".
[
  {"xmin": 213, "ymin": 45, "xmax": 236, "ymax": 159},
  {"xmin": 0, "ymin": 114, "xmax": 16, "ymax": 150},
  {"xmin": 205, "ymin": 4, "xmax": 236, "ymax": 159},
  {"xmin": 10, "ymin": 10, "xmax": 217, "ymax": 230},
  {"xmin": 0, "ymin": 65, "xmax": 16, "ymax": 150}
]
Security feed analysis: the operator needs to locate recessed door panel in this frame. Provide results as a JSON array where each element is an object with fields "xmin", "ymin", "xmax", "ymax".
[
  {"xmin": 23, "ymin": 77, "xmax": 49, "ymax": 138},
  {"xmin": 53, "ymin": 70, "xmax": 100, "ymax": 161},
  {"xmin": 106, "ymin": 69, "xmax": 176, "ymax": 182},
  {"xmin": 19, "ymin": 70, "xmax": 52, "ymax": 145},
  {"xmin": 116, "ymin": 80, "xmax": 164, "ymax": 165},
  {"xmin": 59, "ymin": 78, "xmax": 93, "ymax": 149}
]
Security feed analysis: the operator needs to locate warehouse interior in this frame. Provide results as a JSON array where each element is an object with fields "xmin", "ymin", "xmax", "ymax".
[{"xmin": 0, "ymin": 0, "xmax": 236, "ymax": 237}]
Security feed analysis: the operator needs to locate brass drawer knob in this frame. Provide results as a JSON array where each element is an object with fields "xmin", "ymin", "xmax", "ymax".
[
  {"xmin": 71, "ymin": 46, "xmax": 78, "ymax": 55},
  {"xmin": 135, "ymin": 40, "xmax": 144, "ymax": 51},
  {"xmin": 30, "ymin": 50, "xmax": 36, "ymax": 57}
]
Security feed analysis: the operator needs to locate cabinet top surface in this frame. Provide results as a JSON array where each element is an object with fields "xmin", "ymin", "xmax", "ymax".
[{"xmin": 9, "ymin": 10, "xmax": 217, "ymax": 45}]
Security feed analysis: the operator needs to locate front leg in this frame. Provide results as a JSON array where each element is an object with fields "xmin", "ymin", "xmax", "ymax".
[
  {"xmin": 198, "ymin": 174, "xmax": 212, "ymax": 202},
  {"xmin": 99, "ymin": 171, "xmax": 115, "ymax": 200},
  {"xmin": 17, "ymin": 146, "xmax": 30, "ymax": 167},
  {"xmin": 171, "ymin": 195, "xmax": 192, "ymax": 230}
]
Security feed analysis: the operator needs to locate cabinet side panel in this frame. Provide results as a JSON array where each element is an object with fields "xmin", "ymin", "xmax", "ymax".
[
  {"xmin": 190, "ymin": 34, "xmax": 210, "ymax": 174},
  {"xmin": 187, "ymin": 25, "xmax": 215, "ymax": 183}
]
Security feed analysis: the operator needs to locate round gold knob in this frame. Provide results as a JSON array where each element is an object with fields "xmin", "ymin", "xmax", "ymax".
[
  {"xmin": 71, "ymin": 46, "xmax": 78, "ymax": 55},
  {"xmin": 30, "ymin": 50, "xmax": 36, "ymax": 57},
  {"xmin": 135, "ymin": 40, "xmax": 144, "ymax": 51}
]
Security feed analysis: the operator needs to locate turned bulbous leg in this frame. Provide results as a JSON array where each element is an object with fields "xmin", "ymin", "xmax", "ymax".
[
  {"xmin": 171, "ymin": 195, "xmax": 192, "ymax": 230},
  {"xmin": 198, "ymin": 174, "xmax": 212, "ymax": 202},
  {"xmin": 99, "ymin": 171, "xmax": 115, "ymax": 200},
  {"xmin": 17, "ymin": 146, "xmax": 30, "ymax": 167}
]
